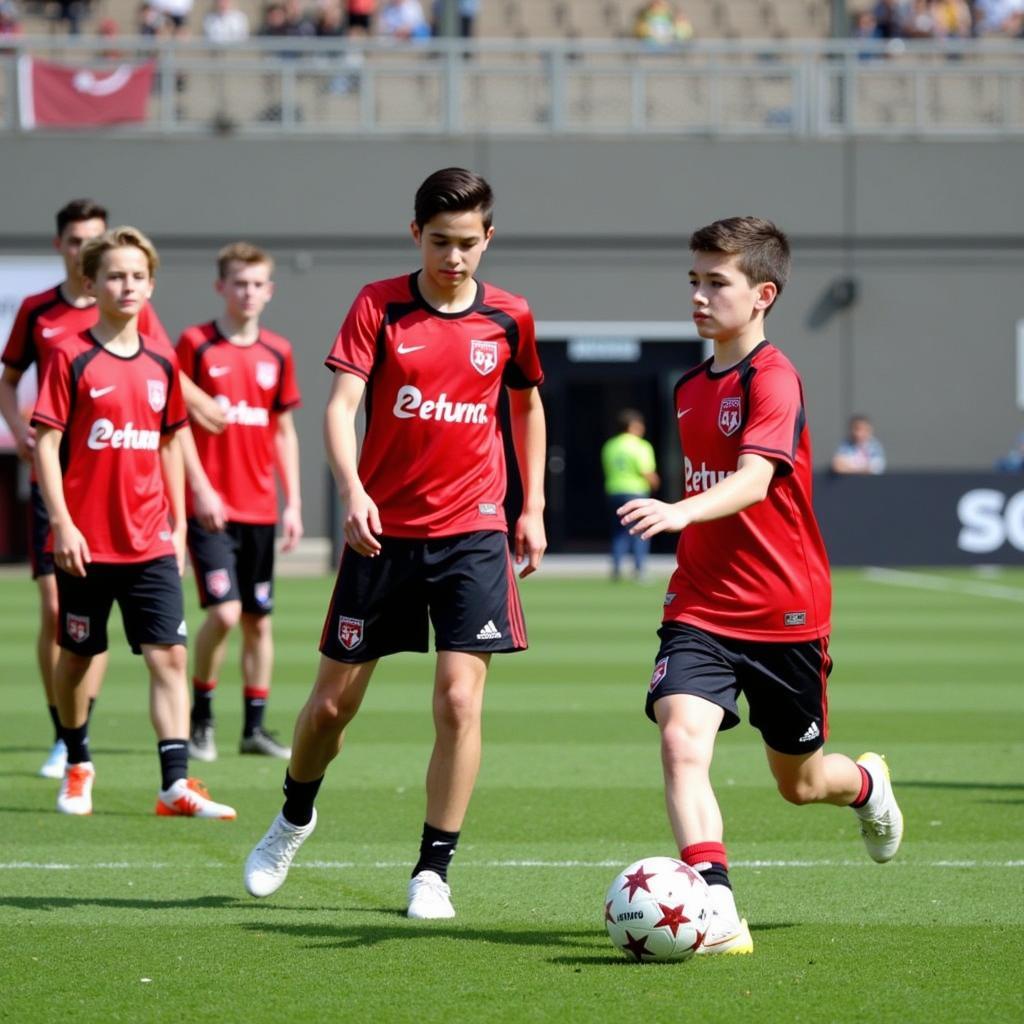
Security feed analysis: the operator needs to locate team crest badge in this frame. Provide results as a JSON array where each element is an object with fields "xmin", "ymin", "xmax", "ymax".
[
  {"xmin": 649, "ymin": 656, "xmax": 669, "ymax": 693},
  {"xmin": 718, "ymin": 396, "xmax": 742, "ymax": 437},
  {"xmin": 254, "ymin": 581, "xmax": 272, "ymax": 608},
  {"xmin": 205, "ymin": 568, "xmax": 231, "ymax": 599},
  {"xmin": 66, "ymin": 613, "xmax": 90, "ymax": 644},
  {"xmin": 147, "ymin": 379, "xmax": 166, "ymax": 413},
  {"xmin": 470, "ymin": 339, "xmax": 498, "ymax": 376},
  {"xmin": 256, "ymin": 361, "xmax": 278, "ymax": 391},
  {"xmin": 338, "ymin": 616, "xmax": 364, "ymax": 651}
]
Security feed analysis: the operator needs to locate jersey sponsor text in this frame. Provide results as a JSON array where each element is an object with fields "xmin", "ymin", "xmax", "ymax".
[
  {"xmin": 392, "ymin": 384, "xmax": 488, "ymax": 424},
  {"xmin": 87, "ymin": 418, "xmax": 160, "ymax": 451},
  {"xmin": 214, "ymin": 394, "xmax": 271, "ymax": 426},
  {"xmin": 684, "ymin": 456, "xmax": 734, "ymax": 495}
]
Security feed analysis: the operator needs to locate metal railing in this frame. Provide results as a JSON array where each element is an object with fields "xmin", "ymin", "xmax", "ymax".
[{"xmin": 3, "ymin": 36, "xmax": 1024, "ymax": 137}]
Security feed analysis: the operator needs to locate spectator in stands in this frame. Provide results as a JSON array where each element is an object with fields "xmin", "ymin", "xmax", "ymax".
[
  {"xmin": 831, "ymin": 415, "xmax": 886, "ymax": 475},
  {"xmin": 151, "ymin": 0, "xmax": 194, "ymax": 37},
  {"xmin": 432, "ymin": 0, "xmax": 478, "ymax": 37},
  {"xmin": 972, "ymin": 0, "xmax": 1024, "ymax": 34},
  {"xmin": 204, "ymin": 0, "xmax": 250, "ymax": 42},
  {"xmin": 0, "ymin": 0, "xmax": 21, "ymax": 39},
  {"xmin": 632, "ymin": 0, "xmax": 694, "ymax": 45},
  {"xmin": 933, "ymin": 0, "xmax": 973, "ymax": 35},
  {"xmin": 283, "ymin": 0, "xmax": 317, "ymax": 34},
  {"xmin": 138, "ymin": 1, "xmax": 171, "ymax": 35},
  {"xmin": 994, "ymin": 431, "xmax": 1024, "ymax": 472},
  {"xmin": 96, "ymin": 16, "xmax": 126, "ymax": 57},
  {"xmin": 869, "ymin": 0, "xmax": 908, "ymax": 38},
  {"xmin": 346, "ymin": 0, "xmax": 374, "ymax": 30},
  {"xmin": 379, "ymin": 0, "xmax": 431, "ymax": 39}
]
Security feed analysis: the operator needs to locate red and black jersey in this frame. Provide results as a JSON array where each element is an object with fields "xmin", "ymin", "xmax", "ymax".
[
  {"xmin": 176, "ymin": 322, "xmax": 301, "ymax": 524},
  {"xmin": 326, "ymin": 272, "xmax": 543, "ymax": 538},
  {"xmin": 663, "ymin": 341, "xmax": 831, "ymax": 642},
  {"xmin": 31, "ymin": 331, "xmax": 188, "ymax": 564}
]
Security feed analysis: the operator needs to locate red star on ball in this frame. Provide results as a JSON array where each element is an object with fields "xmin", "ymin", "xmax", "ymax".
[
  {"xmin": 689, "ymin": 926, "xmax": 707, "ymax": 952},
  {"xmin": 622, "ymin": 930, "xmax": 652, "ymax": 962},
  {"xmin": 620, "ymin": 864, "xmax": 656, "ymax": 902},
  {"xmin": 604, "ymin": 900, "xmax": 615, "ymax": 924},
  {"xmin": 654, "ymin": 902, "xmax": 691, "ymax": 938}
]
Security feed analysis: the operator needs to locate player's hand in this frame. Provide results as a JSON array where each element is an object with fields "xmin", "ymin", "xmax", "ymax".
[
  {"xmin": 514, "ymin": 509, "xmax": 546, "ymax": 578},
  {"xmin": 618, "ymin": 497, "xmax": 689, "ymax": 540},
  {"xmin": 188, "ymin": 391, "xmax": 227, "ymax": 434},
  {"xmin": 343, "ymin": 489, "xmax": 383, "ymax": 557},
  {"xmin": 192, "ymin": 483, "xmax": 226, "ymax": 532},
  {"xmin": 171, "ymin": 526, "xmax": 187, "ymax": 577},
  {"xmin": 53, "ymin": 521, "xmax": 91, "ymax": 578},
  {"xmin": 280, "ymin": 505, "xmax": 304, "ymax": 553},
  {"xmin": 14, "ymin": 424, "xmax": 37, "ymax": 464}
]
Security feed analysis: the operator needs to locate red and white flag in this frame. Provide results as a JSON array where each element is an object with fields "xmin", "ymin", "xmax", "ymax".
[{"xmin": 18, "ymin": 56, "xmax": 155, "ymax": 129}]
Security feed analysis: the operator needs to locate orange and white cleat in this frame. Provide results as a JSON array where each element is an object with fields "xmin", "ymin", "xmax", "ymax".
[
  {"xmin": 57, "ymin": 761, "xmax": 95, "ymax": 815},
  {"xmin": 155, "ymin": 778, "xmax": 236, "ymax": 820}
]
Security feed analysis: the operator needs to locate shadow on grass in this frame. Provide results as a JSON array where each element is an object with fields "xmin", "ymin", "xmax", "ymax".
[
  {"xmin": 0, "ymin": 894, "xmax": 253, "ymax": 912},
  {"xmin": 898, "ymin": 780, "xmax": 1024, "ymax": 792}
]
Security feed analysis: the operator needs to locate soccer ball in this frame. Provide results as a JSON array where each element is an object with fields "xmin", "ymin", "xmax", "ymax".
[{"xmin": 604, "ymin": 857, "xmax": 710, "ymax": 963}]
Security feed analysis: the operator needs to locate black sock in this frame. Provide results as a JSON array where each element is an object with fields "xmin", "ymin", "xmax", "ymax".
[
  {"xmin": 86, "ymin": 697, "xmax": 96, "ymax": 725},
  {"xmin": 699, "ymin": 864, "xmax": 732, "ymax": 890},
  {"xmin": 192, "ymin": 679, "xmax": 215, "ymax": 725},
  {"xmin": 412, "ymin": 823, "xmax": 460, "ymax": 882},
  {"xmin": 157, "ymin": 739, "xmax": 189, "ymax": 791},
  {"xmin": 48, "ymin": 705, "xmax": 61, "ymax": 743},
  {"xmin": 62, "ymin": 723, "xmax": 90, "ymax": 764},
  {"xmin": 243, "ymin": 694, "xmax": 267, "ymax": 738},
  {"xmin": 282, "ymin": 771, "xmax": 323, "ymax": 827}
]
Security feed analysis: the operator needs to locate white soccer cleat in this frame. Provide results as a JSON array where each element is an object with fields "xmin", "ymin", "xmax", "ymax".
[
  {"xmin": 854, "ymin": 752, "xmax": 904, "ymax": 863},
  {"xmin": 188, "ymin": 721, "xmax": 218, "ymax": 763},
  {"xmin": 39, "ymin": 739, "xmax": 68, "ymax": 779},
  {"xmin": 695, "ymin": 911, "xmax": 753, "ymax": 956},
  {"xmin": 407, "ymin": 870, "xmax": 456, "ymax": 920},
  {"xmin": 244, "ymin": 809, "xmax": 317, "ymax": 897},
  {"xmin": 155, "ymin": 778, "xmax": 237, "ymax": 820},
  {"xmin": 57, "ymin": 761, "xmax": 95, "ymax": 815}
]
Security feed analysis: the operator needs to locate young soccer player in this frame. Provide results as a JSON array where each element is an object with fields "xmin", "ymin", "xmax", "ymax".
[
  {"xmin": 177, "ymin": 242, "xmax": 303, "ymax": 762},
  {"xmin": 618, "ymin": 217, "xmax": 903, "ymax": 955},
  {"xmin": 244, "ymin": 167, "xmax": 547, "ymax": 918},
  {"xmin": 31, "ymin": 226, "xmax": 236, "ymax": 820},
  {"xmin": 0, "ymin": 199, "xmax": 226, "ymax": 780}
]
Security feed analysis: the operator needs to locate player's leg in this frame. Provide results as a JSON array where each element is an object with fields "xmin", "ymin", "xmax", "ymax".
[
  {"xmin": 120, "ymin": 555, "xmax": 235, "ymax": 819},
  {"xmin": 608, "ymin": 494, "xmax": 629, "ymax": 581},
  {"xmin": 236, "ymin": 524, "xmax": 288, "ymax": 757},
  {"xmin": 186, "ymin": 519, "xmax": 243, "ymax": 761},
  {"xmin": 646, "ymin": 625, "xmax": 753, "ymax": 955},
  {"xmin": 244, "ymin": 654, "xmax": 377, "ymax": 897}
]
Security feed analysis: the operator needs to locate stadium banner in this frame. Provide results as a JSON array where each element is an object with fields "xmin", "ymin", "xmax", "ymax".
[
  {"xmin": 17, "ymin": 57, "xmax": 155, "ymax": 130},
  {"xmin": 815, "ymin": 473, "xmax": 1024, "ymax": 565}
]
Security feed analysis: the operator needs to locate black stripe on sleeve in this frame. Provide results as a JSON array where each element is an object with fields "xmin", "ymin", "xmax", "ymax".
[{"xmin": 324, "ymin": 356, "xmax": 370, "ymax": 380}]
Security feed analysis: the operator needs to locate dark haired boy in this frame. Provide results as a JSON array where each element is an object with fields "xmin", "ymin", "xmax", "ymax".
[
  {"xmin": 618, "ymin": 217, "xmax": 903, "ymax": 956},
  {"xmin": 0, "ymin": 199, "xmax": 226, "ymax": 780},
  {"xmin": 32, "ymin": 227, "xmax": 235, "ymax": 819},
  {"xmin": 245, "ymin": 167, "xmax": 547, "ymax": 919}
]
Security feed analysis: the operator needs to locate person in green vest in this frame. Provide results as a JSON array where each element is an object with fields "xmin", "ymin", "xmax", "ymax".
[{"xmin": 601, "ymin": 409, "xmax": 660, "ymax": 581}]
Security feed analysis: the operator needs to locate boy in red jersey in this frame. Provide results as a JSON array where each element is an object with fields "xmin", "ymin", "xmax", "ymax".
[
  {"xmin": 618, "ymin": 217, "xmax": 903, "ymax": 956},
  {"xmin": 0, "ymin": 198, "xmax": 226, "ymax": 780},
  {"xmin": 178, "ymin": 242, "xmax": 303, "ymax": 763},
  {"xmin": 32, "ymin": 227, "xmax": 236, "ymax": 820},
  {"xmin": 245, "ymin": 168, "xmax": 546, "ymax": 919}
]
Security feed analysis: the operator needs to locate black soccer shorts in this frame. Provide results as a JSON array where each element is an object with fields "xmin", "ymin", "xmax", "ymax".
[
  {"xmin": 187, "ymin": 519, "xmax": 276, "ymax": 615},
  {"xmin": 645, "ymin": 622, "xmax": 832, "ymax": 755},
  {"xmin": 56, "ymin": 555, "xmax": 187, "ymax": 656},
  {"xmin": 30, "ymin": 482, "xmax": 55, "ymax": 579},
  {"xmin": 319, "ymin": 530, "xmax": 528, "ymax": 663}
]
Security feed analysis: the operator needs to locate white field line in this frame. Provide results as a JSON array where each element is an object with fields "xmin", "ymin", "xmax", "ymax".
[
  {"xmin": 863, "ymin": 567, "xmax": 1024, "ymax": 603},
  {"xmin": 1, "ymin": 859, "xmax": 1022, "ymax": 871}
]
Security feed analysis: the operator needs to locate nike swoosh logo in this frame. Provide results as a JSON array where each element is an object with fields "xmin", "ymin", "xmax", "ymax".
[
  {"xmin": 209, "ymin": 366, "xmax": 231, "ymax": 377},
  {"xmin": 431, "ymin": 840, "xmax": 452, "ymax": 847},
  {"xmin": 90, "ymin": 386, "xmax": 116, "ymax": 398},
  {"xmin": 42, "ymin": 327, "xmax": 64, "ymax": 338},
  {"xmin": 396, "ymin": 343, "xmax": 426, "ymax": 355},
  {"xmin": 677, "ymin": 408, "xmax": 691, "ymax": 419}
]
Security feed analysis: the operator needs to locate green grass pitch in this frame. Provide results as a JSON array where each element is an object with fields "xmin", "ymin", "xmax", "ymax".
[{"xmin": 0, "ymin": 567, "xmax": 1021, "ymax": 1023}]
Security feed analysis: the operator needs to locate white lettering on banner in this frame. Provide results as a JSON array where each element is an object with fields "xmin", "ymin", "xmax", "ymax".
[
  {"xmin": 684, "ymin": 456, "xmax": 733, "ymax": 495},
  {"xmin": 215, "ymin": 395, "xmax": 270, "ymax": 426},
  {"xmin": 392, "ymin": 385, "xmax": 488, "ymax": 424},
  {"xmin": 957, "ymin": 489, "xmax": 1024, "ymax": 553},
  {"xmin": 87, "ymin": 419, "xmax": 159, "ymax": 450}
]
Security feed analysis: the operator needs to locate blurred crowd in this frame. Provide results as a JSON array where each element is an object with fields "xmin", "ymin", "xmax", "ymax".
[{"xmin": 853, "ymin": 0, "xmax": 1024, "ymax": 40}]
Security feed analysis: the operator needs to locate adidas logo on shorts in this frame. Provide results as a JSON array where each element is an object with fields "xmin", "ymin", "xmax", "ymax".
[
  {"xmin": 476, "ymin": 620, "xmax": 502, "ymax": 641},
  {"xmin": 799, "ymin": 721, "xmax": 821, "ymax": 743}
]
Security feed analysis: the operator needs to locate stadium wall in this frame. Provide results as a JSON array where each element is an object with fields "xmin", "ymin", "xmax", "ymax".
[{"xmin": 2, "ymin": 135, "xmax": 1022, "ymax": 543}]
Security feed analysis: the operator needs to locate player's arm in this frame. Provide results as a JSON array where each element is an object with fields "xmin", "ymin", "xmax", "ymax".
[
  {"xmin": 273, "ymin": 409, "xmax": 303, "ymax": 553},
  {"xmin": 159, "ymin": 431, "xmax": 187, "ymax": 575},
  {"xmin": 620, "ymin": 453, "xmax": 776, "ymax": 541},
  {"xmin": 507, "ymin": 385, "xmax": 547, "ymax": 578},
  {"xmin": 177, "ymin": 424, "xmax": 225, "ymax": 532},
  {"xmin": 0, "ymin": 366, "xmax": 34, "ymax": 463},
  {"xmin": 325, "ymin": 371, "xmax": 381, "ymax": 557},
  {"xmin": 35, "ymin": 425, "xmax": 91, "ymax": 577},
  {"xmin": 179, "ymin": 371, "xmax": 227, "ymax": 435}
]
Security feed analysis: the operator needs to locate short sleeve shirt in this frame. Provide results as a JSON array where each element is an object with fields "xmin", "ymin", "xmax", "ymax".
[
  {"xmin": 601, "ymin": 432, "xmax": 656, "ymax": 495},
  {"xmin": 177, "ymin": 322, "xmax": 301, "ymax": 524},
  {"xmin": 31, "ymin": 331, "xmax": 188, "ymax": 564},
  {"xmin": 663, "ymin": 341, "xmax": 831, "ymax": 642},
  {"xmin": 325, "ymin": 272, "xmax": 543, "ymax": 538}
]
